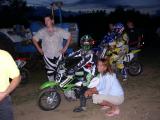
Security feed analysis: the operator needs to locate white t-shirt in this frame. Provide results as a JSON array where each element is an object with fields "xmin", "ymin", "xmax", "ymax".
[
  {"xmin": 34, "ymin": 27, "xmax": 71, "ymax": 58},
  {"xmin": 96, "ymin": 73, "xmax": 124, "ymax": 96}
]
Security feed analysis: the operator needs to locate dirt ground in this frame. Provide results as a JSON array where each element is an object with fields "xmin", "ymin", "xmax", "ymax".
[{"xmin": 12, "ymin": 48, "xmax": 160, "ymax": 120}]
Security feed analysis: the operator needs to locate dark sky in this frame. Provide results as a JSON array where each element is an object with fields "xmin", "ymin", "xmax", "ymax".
[{"xmin": 26, "ymin": 0, "xmax": 160, "ymax": 14}]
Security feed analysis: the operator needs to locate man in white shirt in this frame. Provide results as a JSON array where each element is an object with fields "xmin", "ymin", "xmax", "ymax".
[{"xmin": 32, "ymin": 15, "xmax": 72, "ymax": 81}]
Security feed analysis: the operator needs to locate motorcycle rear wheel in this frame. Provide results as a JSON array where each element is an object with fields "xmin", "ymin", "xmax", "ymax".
[
  {"xmin": 127, "ymin": 60, "xmax": 143, "ymax": 76},
  {"xmin": 38, "ymin": 88, "xmax": 61, "ymax": 111}
]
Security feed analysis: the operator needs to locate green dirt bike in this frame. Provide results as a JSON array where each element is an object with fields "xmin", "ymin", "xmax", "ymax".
[{"xmin": 38, "ymin": 54, "xmax": 96, "ymax": 111}]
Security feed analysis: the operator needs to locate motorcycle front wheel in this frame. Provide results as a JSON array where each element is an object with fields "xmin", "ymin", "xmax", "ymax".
[
  {"xmin": 127, "ymin": 60, "xmax": 143, "ymax": 76},
  {"xmin": 38, "ymin": 88, "xmax": 61, "ymax": 111}
]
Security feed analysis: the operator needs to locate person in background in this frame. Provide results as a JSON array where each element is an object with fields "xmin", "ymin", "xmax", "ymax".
[
  {"xmin": 0, "ymin": 49, "xmax": 21, "ymax": 120},
  {"xmin": 73, "ymin": 58, "xmax": 124, "ymax": 117},
  {"xmin": 112, "ymin": 23, "xmax": 129, "ymax": 81},
  {"xmin": 107, "ymin": 23, "xmax": 114, "ymax": 35},
  {"xmin": 126, "ymin": 20, "xmax": 143, "ymax": 49},
  {"xmin": 98, "ymin": 22, "xmax": 129, "ymax": 81},
  {"xmin": 96, "ymin": 22, "xmax": 115, "ymax": 58},
  {"xmin": 32, "ymin": 15, "xmax": 72, "ymax": 81}
]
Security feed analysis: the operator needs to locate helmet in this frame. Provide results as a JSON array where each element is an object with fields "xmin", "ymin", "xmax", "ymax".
[
  {"xmin": 102, "ymin": 33, "xmax": 116, "ymax": 46},
  {"xmin": 80, "ymin": 35, "xmax": 94, "ymax": 50},
  {"xmin": 113, "ymin": 23, "xmax": 124, "ymax": 34}
]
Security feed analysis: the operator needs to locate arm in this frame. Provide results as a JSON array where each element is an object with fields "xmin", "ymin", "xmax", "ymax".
[
  {"xmin": 32, "ymin": 36, "xmax": 43, "ymax": 55},
  {"xmin": 137, "ymin": 32, "xmax": 143, "ymax": 48},
  {"xmin": 84, "ymin": 87, "xmax": 98, "ymax": 97},
  {"xmin": 0, "ymin": 75, "xmax": 21, "ymax": 101},
  {"xmin": 68, "ymin": 49, "xmax": 81, "ymax": 57},
  {"xmin": 123, "ymin": 33, "xmax": 129, "ymax": 44},
  {"xmin": 5, "ymin": 75, "xmax": 21, "ymax": 95},
  {"xmin": 60, "ymin": 35, "xmax": 72, "ymax": 54}
]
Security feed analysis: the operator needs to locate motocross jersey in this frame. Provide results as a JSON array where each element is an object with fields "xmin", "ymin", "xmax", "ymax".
[
  {"xmin": 107, "ymin": 33, "xmax": 129, "ymax": 59},
  {"xmin": 68, "ymin": 49, "xmax": 95, "ymax": 74},
  {"xmin": 115, "ymin": 32, "xmax": 129, "ymax": 55},
  {"xmin": 106, "ymin": 33, "xmax": 128, "ymax": 64},
  {"xmin": 101, "ymin": 32, "xmax": 116, "ymax": 46}
]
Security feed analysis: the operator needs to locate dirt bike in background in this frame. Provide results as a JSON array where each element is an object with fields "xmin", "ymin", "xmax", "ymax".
[
  {"xmin": 122, "ymin": 49, "xmax": 143, "ymax": 76},
  {"xmin": 100, "ymin": 46, "xmax": 143, "ymax": 76},
  {"xmin": 38, "ymin": 53, "xmax": 96, "ymax": 111},
  {"xmin": 95, "ymin": 41, "xmax": 143, "ymax": 77},
  {"xmin": 15, "ymin": 57, "xmax": 30, "ymax": 85}
]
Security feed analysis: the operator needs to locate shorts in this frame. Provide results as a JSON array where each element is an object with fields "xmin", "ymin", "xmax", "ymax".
[{"xmin": 92, "ymin": 94, "xmax": 124, "ymax": 105}]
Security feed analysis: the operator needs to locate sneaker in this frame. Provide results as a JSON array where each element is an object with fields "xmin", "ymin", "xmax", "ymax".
[{"xmin": 73, "ymin": 107, "xmax": 86, "ymax": 112}]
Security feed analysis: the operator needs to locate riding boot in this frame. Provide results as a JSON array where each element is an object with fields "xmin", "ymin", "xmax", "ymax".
[
  {"xmin": 73, "ymin": 86, "xmax": 88, "ymax": 112},
  {"xmin": 73, "ymin": 95, "xmax": 87, "ymax": 112},
  {"xmin": 121, "ymin": 67, "xmax": 127, "ymax": 81},
  {"xmin": 80, "ymin": 95, "xmax": 87, "ymax": 108}
]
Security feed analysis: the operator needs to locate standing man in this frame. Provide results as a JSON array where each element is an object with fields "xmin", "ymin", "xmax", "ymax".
[
  {"xmin": 32, "ymin": 15, "xmax": 72, "ymax": 81},
  {"xmin": 0, "ymin": 49, "xmax": 21, "ymax": 120},
  {"xmin": 126, "ymin": 20, "xmax": 143, "ymax": 49}
]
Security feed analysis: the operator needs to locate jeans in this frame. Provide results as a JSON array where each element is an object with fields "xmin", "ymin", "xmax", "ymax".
[{"xmin": 0, "ymin": 96, "xmax": 14, "ymax": 120}]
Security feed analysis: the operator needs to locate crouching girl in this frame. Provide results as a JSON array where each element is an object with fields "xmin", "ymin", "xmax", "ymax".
[{"xmin": 73, "ymin": 58, "xmax": 124, "ymax": 117}]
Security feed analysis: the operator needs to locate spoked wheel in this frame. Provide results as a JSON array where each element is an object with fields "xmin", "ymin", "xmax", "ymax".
[
  {"xmin": 38, "ymin": 89, "xmax": 61, "ymax": 111},
  {"xmin": 20, "ymin": 68, "xmax": 29, "ymax": 85},
  {"xmin": 127, "ymin": 60, "xmax": 143, "ymax": 76}
]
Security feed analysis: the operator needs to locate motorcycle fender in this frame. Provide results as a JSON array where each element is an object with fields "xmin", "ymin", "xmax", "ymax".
[
  {"xmin": 124, "ymin": 53, "xmax": 134, "ymax": 62},
  {"xmin": 131, "ymin": 49, "xmax": 141, "ymax": 54},
  {"xmin": 40, "ymin": 81, "xmax": 57, "ymax": 90}
]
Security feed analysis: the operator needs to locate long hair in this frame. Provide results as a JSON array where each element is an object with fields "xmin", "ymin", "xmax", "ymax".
[{"xmin": 97, "ymin": 58, "xmax": 113, "ymax": 74}]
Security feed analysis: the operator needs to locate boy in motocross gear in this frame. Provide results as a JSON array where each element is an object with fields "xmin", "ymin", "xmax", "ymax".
[
  {"xmin": 105, "ymin": 23, "xmax": 129, "ymax": 81},
  {"xmin": 67, "ymin": 35, "xmax": 96, "ymax": 75},
  {"xmin": 65, "ymin": 35, "xmax": 96, "ymax": 101}
]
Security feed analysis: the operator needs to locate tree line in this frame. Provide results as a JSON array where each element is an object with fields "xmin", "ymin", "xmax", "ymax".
[{"xmin": 0, "ymin": 1, "xmax": 160, "ymax": 46}]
